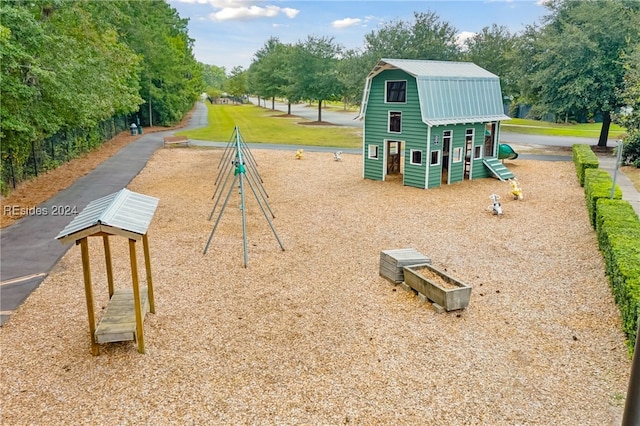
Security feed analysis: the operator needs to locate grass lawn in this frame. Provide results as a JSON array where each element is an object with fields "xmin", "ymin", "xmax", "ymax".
[
  {"xmin": 177, "ymin": 103, "xmax": 362, "ymax": 148},
  {"xmin": 503, "ymin": 118, "xmax": 626, "ymax": 139}
]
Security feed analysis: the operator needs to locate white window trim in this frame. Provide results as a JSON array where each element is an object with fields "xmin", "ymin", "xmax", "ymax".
[
  {"xmin": 465, "ymin": 128, "xmax": 474, "ymax": 140},
  {"xmin": 388, "ymin": 111, "xmax": 402, "ymax": 133},
  {"xmin": 384, "ymin": 80, "xmax": 407, "ymax": 104},
  {"xmin": 368, "ymin": 144, "xmax": 379, "ymax": 159},
  {"xmin": 453, "ymin": 147, "xmax": 463, "ymax": 163},
  {"xmin": 410, "ymin": 149, "xmax": 423, "ymax": 166},
  {"xmin": 474, "ymin": 145, "xmax": 483, "ymax": 159},
  {"xmin": 430, "ymin": 150, "xmax": 440, "ymax": 166}
]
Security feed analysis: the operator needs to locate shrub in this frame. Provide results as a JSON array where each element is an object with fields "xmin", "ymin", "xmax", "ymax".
[
  {"xmin": 622, "ymin": 130, "xmax": 640, "ymax": 167},
  {"xmin": 596, "ymin": 199, "xmax": 640, "ymax": 353},
  {"xmin": 583, "ymin": 168, "xmax": 622, "ymax": 228},
  {"xmin": 572, "ymin": 144, "xmax": 599, "ymax": 186}
]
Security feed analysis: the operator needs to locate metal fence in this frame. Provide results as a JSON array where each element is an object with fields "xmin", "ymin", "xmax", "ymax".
[{"xmin": 1, "ymin": 115, "xmax": 129, "ymax": 193}]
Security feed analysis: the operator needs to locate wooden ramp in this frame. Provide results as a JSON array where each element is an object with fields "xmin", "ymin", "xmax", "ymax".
[
  {"xmin": 483, "ymin": 158, "xmax": 515, "ymax": 181},
  {"xmin": 95, "ymin": 287, "xmax": 149, "ymax": 344}
]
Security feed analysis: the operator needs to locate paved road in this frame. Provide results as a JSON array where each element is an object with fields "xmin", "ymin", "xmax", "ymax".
[
  {"xmin": 0, "ymin": 102, "xmax": 209, "ymax": 325},
  {"xmin": 249, "ymin": 97, "xmax": 361, "ymax": 127}
]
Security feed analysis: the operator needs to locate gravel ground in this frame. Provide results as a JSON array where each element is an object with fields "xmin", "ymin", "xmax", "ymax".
[{"xmin": 1, "ymin": 147, "xmax": 631, "ymax": 425}]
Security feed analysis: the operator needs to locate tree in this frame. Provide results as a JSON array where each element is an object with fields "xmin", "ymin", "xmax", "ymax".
[
  {"xmin": 615, "ymin": 46, "xmax": 640, "ymax": 166},
  {"xmin": 248, "ymin": 37, "xmax": 288, "ymax": 109},
  {"xmin": 337, "ymin": 48, "xmax": 371, "ymax": 109},
  {"xmin": 363, "ymin": 11, "xmax": 460, "ymax": 62},
  {"xmin": 0, "ymin": 0, "xmax": 143, "ymax": 187},
  {"xmin": 203, "ymin": 64, "xmax": 227, "ymax": 90},
  {"xmin": 109, "ymin": 0, "xmax": 204, "ymax": 126},
  {"xmin": 462, "ymin": 24, "xmax": 518, "ymax": 100},
  {"xmin": 226, "ymin": 66, "xmax": 247, "ymax": 101},
  {"xmin": 527, "ymin": 0, "xmax": 640, "ymax": 146},
  {"xmin": 290, "ymin": 36, "xmax": 343, "ymax": 122}
]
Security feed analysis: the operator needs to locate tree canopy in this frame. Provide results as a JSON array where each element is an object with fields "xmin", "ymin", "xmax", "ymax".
[
  {"xmin": 0, "ymin": 0, "xmax": 204, "ymax": 191},
  {"xmin": 238, "ymin": 1, "xmax": 640, "ymax": 148},
  {"xmin": 524, "ymin": 0, "xmax": 640, "ymax": 145}
]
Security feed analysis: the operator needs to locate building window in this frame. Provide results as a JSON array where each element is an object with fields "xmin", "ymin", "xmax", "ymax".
[
  {"xmin": 443, "ymin": 130, "xmax": 452, "ymax": 148},
  {"xmin": 465, "ymin": 128, "xmax": 474, "ymax": 144},
  {"xmin": 410, "ymin": 149, "xmax": 422, "ymax": 165},
  {"xmin": 430, "ymin": 151, "xmax": 440, "ymax": 166},
  {"xmin": 369, "ymin": 144, "xmax": 379, "ymax": 159},
  {"xmin": 453, "ymin": 147, "xmax": 463, "ymax": 162},
  {"xmin": 389, "ymin": 111, "xmax": 401, "ymax": 133},
  {"xmin": 474, "ymin": 146, "xmax": 482, "ymax": 159},
  {"xmin": 386, "ymin": 81, "xmax": 406, "ymax": 103}
]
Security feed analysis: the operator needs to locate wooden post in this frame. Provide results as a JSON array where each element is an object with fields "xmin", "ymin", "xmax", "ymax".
[
  {"xmin": 142, "ymin": 234, "xmax": 155, "ymax": 314},
  {"xmin": 103, "ymin": 235, "xmax": 114, "ymax": 298},
  {"xmin": 80, "ymin": 238, "xmax": 99, "ymax": 356},
  {"xmin": 129, "ymin": 239, "xmax": 145, "ymax": 354}
]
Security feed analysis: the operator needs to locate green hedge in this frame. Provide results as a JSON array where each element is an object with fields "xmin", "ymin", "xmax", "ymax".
[
  {"xmin": 595, "ymin": 199, "xmax": 640, "ymax": 352},
  {"xmin": 572, "ymin": 144, "xmax": 599, "ymax": 186},
  {"xmin": 583, "ymin": 168, "xmax": 622, "ymax": 228}
]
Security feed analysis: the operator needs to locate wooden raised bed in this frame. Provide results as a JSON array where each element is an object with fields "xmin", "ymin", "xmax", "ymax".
[{"xmin": 403, "ymin": 263, "xmax": 471, "ymax": 311}]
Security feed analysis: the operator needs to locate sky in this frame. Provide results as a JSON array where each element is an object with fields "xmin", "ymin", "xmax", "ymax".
[{"xmin": 168, "ymin": 0, "xmax": 549, "ymax": 72}]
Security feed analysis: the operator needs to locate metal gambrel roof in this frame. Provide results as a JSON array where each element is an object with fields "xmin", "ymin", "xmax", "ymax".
[
  {"xmin": 363, "ymin": 58, "xmax": 511, "ymax": 126},
  {"xmin": 56, "ymin": 188, "xmax": 159, "ymax": 244}
]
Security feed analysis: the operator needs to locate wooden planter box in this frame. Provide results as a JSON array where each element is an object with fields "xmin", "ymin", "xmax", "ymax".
[{"xmin": 403, "ymin": 263, "xmax": 471, "ymax": 311}]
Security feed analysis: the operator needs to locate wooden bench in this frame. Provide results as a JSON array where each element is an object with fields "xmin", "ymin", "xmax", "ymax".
[
  {"xmin": 163, "ymin": 136, "xmax": 189, "ymax": 148},
  {"xmin": 94, "ymin": 287, "xmax": 150, "ymax": 344}
]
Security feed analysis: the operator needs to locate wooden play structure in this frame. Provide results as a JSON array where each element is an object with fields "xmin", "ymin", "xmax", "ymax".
[
  {"xmin": 358, "ymin": 58, "xmax": 515, "ymax": 188},
  {"xmin": 56, "ymin": 188, "xmax": 159, "ymax": 355}
]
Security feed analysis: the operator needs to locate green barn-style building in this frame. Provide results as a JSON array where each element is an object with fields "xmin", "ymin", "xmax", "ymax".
[{"xmin": 359, "ymin": 58, "xmax": 513, "ymax": 189}]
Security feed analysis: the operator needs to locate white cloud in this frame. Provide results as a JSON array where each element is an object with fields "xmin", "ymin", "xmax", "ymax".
[
  {"xmin": 210, "ymin": 5, "xmax": 299, "ymax": 22},
  {"xmin": 332, "ymin": 17, "xmax": 362, "ymax": 29},
  {"xmin": 455, "ymin": 31, "xmax": 476, "ymax": 49},
  {"xmin": 282, "ymin": 8, "xmax": 299, "ymax": 19},
  {"xmin": 189, "ymin": 0, "xmax": 299, "ymax": 22}
]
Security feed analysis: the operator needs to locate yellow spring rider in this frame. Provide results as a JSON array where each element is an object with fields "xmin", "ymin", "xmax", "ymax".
[{"xmin": 509, "ymin": 178, "xmax": 523, "ymax": 200}]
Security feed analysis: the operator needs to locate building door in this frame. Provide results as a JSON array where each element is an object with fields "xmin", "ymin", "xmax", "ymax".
[
  {"xmin": 441, "ymin": 130, "xmax": 452, "ymax": 184},
  {"xmin": 464, "ymin": 129, "xmax": 474, "ymax": 179},
  {"xmin": 464, "ymin": 138, "xmax": 473, "ymax": 179},
  {"xmin": 484, "ymin": 123, "xmax": 497, "ymax": 157},
  {"xmin": 386, "ymin": 140, "xmax": 401, "ymax": 176}
]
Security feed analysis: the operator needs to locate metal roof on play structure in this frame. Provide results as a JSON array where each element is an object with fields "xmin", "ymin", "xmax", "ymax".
[
  {"xmin": 56, "ymin": 188, "xmax": 159, "ymax": 244},
  {"xmin": 365, "ymin": 58, "xmax": 511, "ymax": 126}
]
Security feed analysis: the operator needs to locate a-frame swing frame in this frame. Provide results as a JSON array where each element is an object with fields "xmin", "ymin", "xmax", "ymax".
[{"xmin": 203, "ymin": 126, "xmax": 284, "ymax": 266}]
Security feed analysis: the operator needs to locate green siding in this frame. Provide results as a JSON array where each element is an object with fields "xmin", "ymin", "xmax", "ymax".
[
  {"xmin": 363, "ymin": 69, "xmax": 505, "ymax": 188},
  {"xmin": 363, "ymin": 69, "xmax": 427, "ymax": 187},
  {"xmin": 363, "ymin": 140, "xmax": 384, "ymax": 180}
]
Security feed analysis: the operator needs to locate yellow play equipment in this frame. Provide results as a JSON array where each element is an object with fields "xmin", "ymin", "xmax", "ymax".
[
  {"xmin": 509, "ymin": 178, "xmax": 523, "ymax": 200},
  {"xmin": 295, "ymin": 149, "xmax": 304, "ymax": 160}
]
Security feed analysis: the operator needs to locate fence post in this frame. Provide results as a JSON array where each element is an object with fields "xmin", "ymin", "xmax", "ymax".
[
  {"xmin": 9, "ymin": 152, "xmax": 16, "ymax": 189},
  {"xmin": 30, "ymin": 140, "xmax": 38, "ymax": 177}
]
